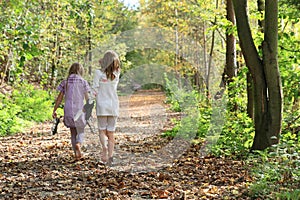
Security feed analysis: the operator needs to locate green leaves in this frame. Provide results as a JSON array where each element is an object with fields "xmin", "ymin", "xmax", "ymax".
[
  {"xmin": 248, "ymin": 141, "xmax": 300, "ymax": 198},
  {"xmin": 0, "ymin": 82, "xmax": 55, "ymax": 136},
  {"xmin": 0, "ymin": 93, "xmax": 22, "ymax": 136},
  {"xmin": 0, "ymin": 0, "xmax": 139, "ymax": 86},
  {"xmin": 12, "ymin": 83, "xmax": 54, "ymax": 122}
]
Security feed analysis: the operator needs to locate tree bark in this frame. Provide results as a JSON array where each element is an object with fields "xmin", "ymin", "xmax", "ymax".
[
  {"xmin": 208, "ymin": 0, "xmax": 219, "ymax": 85},
  {"xmin": 261, "ymin": 0, "xmax": 282, "ymax": 145},
  {"xmin": 232, "ymin": 0, "xmax": 282, "ymax": 150},
  {"xmin": 224, "ymin": 0, "xmax": 238, "ymax": 110},
  {"xmin": 203, "ymin": 22, "xmax": 209, "ymax": 96},
  {"xmin": 246, "ymin": 72, "xmax": 254, "ymax": 119},
  {"xmin": 257, "ymin": 0, "xmax": 265, "ymax": 32},
  {"xmin": 225, "ymin": 0, "xmax": 236, "ymax": 82}
]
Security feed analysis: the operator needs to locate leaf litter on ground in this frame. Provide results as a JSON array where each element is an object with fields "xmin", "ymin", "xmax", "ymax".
[{"xmin": 0, "ymin": 90, "xmax": 252, "ymax": 199}]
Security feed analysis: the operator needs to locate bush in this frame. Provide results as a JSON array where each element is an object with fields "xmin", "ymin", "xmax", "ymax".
[
  {"xmin": 0, "ymin": 82, "xmax": 56, "ymax": 136},
  {"xmin": 163, "ymin": 74, "xmax": 209, "ymax": 139},
  {"xmin": 210, "ymin": 110, "xmax": 254, "ymax": 158},
  {"xmin": 0, "ymin": 93, "xmax": 22, "ymax": 136},
  {"xmin": 12, "ymin": 83, "xmax": 54, "ymax": 122},
  {"xmin": 248, "ymin": 140, "xmax": 300, "ymax": 199}
]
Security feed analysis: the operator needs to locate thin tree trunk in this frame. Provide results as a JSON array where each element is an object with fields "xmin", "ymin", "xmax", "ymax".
[
  {"xmin": 257, "ymin": 0, "xmax": 265, "ymax": 31},
  {"xmin": 225, "ymin": 0, "xmax": 236, "ymax": 82},
  {"xmin": 245, "ymin": 0, "xmax": 264, "ymax": 119},
  {"xmin": 224, "ymin": 0, "xmax": 238, "ymax": 109},
  {"xmin": 174, "ymin": 5, "xmax": 181, "ymax": 88},
  {"xmin": 1, "ymin": 48, "xmax": 12, "ymax": 85},
  {"xmin": 51, "ymin": 39, "xmax": 56, "ymax": 87},
  {"xmin": 203, "ymin": 22, "xmax": 209, "ymax": 96},
  {"xmin": 87, "ymin": 2, "xmax": 93, "ymax": 76},
  {"xmin": 88, "ymin": 28, "xmax": 92, "ymax": 75},
  {"xmin": 246, "ymin": 72, "xmax": 254, "ymax": 119}
]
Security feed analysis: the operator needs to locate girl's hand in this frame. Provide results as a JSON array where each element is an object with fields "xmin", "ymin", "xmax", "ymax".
[{"xmin": 52, "ymin": 111, "xmax": 57, "ymax": 119}]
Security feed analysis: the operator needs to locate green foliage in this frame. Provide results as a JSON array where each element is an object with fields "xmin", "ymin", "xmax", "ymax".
[
  {"xmin": 279, "ymin": 30, "xmax": 300, "ymax": 110},
  {"xmin": 164, "ymin": 74, "xmax": 182, "ymax": 112},
  {"xmin": 12, "ymin": 83, "xmax": 54, "ymax": 122},
  {"xmin": 163, "ymin": 70, "xmax": 254, "ymax": 157},
  {"xmin": 164, "ymin": 74, "xmax": 200, "ymax": 112},
  {"xmin": 210, "ymin": 110, "xmax": 254, "ymax": 157},
  {"xmin": 163, "ymin": 102, "xmax": 211, "ymax": 139},
  {"xmin": 279, "ymin": 0, "xmax": 300, "ymax": 19},
  {"xmin": 276, "ymin": 190, "xmax": 300, "ymax": 200},
  {"xmin": 277, "ymin": 13, "xmax": 300, "ymax": 162},
  {"xmin": 0, "ymin": 82, "xmax": 55, "ymax": 136},
  {"xmin": 209, "ymin": 69, "xmax": 254, "ymax": 157},
  {"xmin": 0, "ymin": 93, "xmax": 22, "ymax": 136},
  {"xmin": 0, "ymin": 0, "xmax": 139, "ymax": 86},
  {"xmin": 141, "ymin": 83, "xmax": 163, "ymax": 90},
  {"xmin": 248, "ymin": 140, "xmax": 300, "ymax": 199},
  {"xmin": 163, "ymin": 74, "xmax": 207, "ymax": 139},
  {"xmin": 0, "ymin": 0, "xmax": 43, "ymax": 83}
]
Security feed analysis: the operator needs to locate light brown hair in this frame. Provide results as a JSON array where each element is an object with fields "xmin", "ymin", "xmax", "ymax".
[
  {"xmin": 100, "ymin": 50, "xmax": 120, "ymax": 80},
  {"xmin": 65, "ymin": 63, "xmax": 84, "ymax": 93},
  {"xmin": 68, "ymin": 62, "xmax": 84, "ymax": 77}
]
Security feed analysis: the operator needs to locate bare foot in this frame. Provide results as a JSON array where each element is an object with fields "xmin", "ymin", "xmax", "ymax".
[
  {"xmin": 101, "ymin": 149, "xmax": 108, "ymax": 163},
  {"xmin": 107, "ymin": 157, "xmax": 113, "ymax": 166},
  {"xmin": 75, "ymin": 143, "xmax": 82, "ymax": 160}
]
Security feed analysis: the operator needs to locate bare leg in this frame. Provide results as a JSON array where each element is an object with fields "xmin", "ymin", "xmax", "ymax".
[
  {"xmin": 75, "ymin": 143, "xmax": 82, "ymax": 160},
  {"xmin": 106, "ymin": 131, "xmax": 115, "ymax": 159},
  {"xmin": 70, "ymin": 128, "xmax": 82, "ymax": 159},
  {"xmin": 99, "ymin": 130, "xmax": 108, "ymax": 162},
  {"xmin": 70, "ymin": 128, "xmax": 77, "ymax": 157}
]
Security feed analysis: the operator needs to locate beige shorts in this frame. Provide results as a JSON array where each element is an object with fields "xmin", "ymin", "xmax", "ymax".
[{"xmin": 97, "ymin": 116, "xmax": 118, "ymax": 132}]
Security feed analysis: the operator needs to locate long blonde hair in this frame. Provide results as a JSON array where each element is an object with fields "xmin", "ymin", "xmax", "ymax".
[{"xmin": 100, "ymin": 50, "xmax": 120, "ymax": 80}]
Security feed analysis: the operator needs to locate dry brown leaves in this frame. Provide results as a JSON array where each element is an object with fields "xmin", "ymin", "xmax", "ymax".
[{"xmin": 0, "ymin": 90, "xmax": 252, "ymax": 199}]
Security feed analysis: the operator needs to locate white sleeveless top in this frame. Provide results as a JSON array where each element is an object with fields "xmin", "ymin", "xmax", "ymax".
[{"xmin": 93, "ymin": 69, "xmax": 120, "ymax": 116}]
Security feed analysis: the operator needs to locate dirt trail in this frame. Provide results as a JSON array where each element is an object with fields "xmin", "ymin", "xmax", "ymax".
[{"xmin": 0, "ymin": 90, "xmax": 251, "ymax": 199}]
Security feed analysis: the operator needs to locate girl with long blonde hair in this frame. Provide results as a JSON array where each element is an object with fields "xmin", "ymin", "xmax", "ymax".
[{"xmin": 93, "ymin": 50, "xmax": 121, "ymax": 165}]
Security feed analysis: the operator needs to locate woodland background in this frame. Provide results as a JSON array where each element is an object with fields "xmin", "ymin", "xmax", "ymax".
[{"xmin": 0, "ymin": 0, "xmax": 300, "ymax": 199}]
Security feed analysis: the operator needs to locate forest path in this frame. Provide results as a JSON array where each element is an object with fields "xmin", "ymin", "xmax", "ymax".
[{"xmin": 0, "ymin": 90, "xmax": 251, "ymax": 199}]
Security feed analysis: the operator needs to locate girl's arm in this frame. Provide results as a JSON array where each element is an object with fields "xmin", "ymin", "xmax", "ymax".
[
  {"xmin": 93, "ymin": 70, "xmax": 100, "ymax": 88},
  {"xmin": 52, "ymin": 91, "xmax": 64, "ymax": 118},
  {"xmin": 92, "ymin": 70, "xmax": 101, "ymax": 95},
  {"xmin": 84, "ymin": 92, "xmax": 89, "ymax": 102}
]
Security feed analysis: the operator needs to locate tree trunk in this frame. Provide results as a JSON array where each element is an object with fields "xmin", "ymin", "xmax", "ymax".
[
  {"xmin": 225, "ymin": 0, "xmax": 236, "ymax": 82},
  {"xmin": 224, "ymin": 0, "xmax": 237, "ymax": 110},
  {"xmin": 88, "ymin": 27, "xmax": 92, "ymax": 75},
  {"xmin": 232, "ymin": 0, "xmax": 282, "ymax": 150},
  {"xmin": 246, "ymin": 72, "xmax": 254, "ymax": 119},
  {"xmin": 245, "ymin": 0, "xmax": 264, "ymax": 120},
  {"xmin": 87, "ymin": 2, "xmax": 93, "ymax": 76},
  {"xmin": 261, "ymin": 0, "xmax": 282, "ymax": 145},
  {"xmin": 257, "ymin": 0, "xmax": 265, "ymax": 31},
  {"xmin": 50, "ymin": 39, "xmax": 57, "ymax": 87},
  {"xmin": 203, "ymin": 22, "xmax": 209, "ymax": 96}
]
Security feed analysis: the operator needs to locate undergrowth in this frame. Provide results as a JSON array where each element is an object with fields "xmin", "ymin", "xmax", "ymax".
[
  {"xmin": 0, "ymin": 82, "xmax": 60, "ymax": 136},
  {"xmin": 163, "ymin": 74, "xmax": 300, "ymax": 199}
]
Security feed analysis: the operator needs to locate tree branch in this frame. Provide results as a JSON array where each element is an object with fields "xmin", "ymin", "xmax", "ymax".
[
  {"xmin": 232, "ymin": 0, "xmax": 263, "ymax": 78},
  {"xmin": 280, "ymin": 45, "xmax": 300, "ymax": 53}
]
